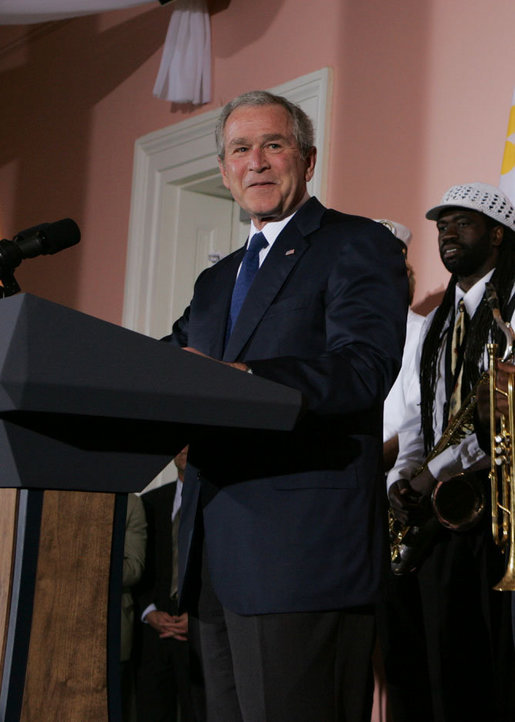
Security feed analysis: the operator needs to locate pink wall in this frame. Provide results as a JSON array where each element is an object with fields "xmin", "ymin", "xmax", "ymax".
[{"xmin": 1, "ymin": 0, "xmax": 515, "ymax": 323}]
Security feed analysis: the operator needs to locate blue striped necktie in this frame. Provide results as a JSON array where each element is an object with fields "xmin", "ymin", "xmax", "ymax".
[{"xmin": 226, "ymin": 232, "xmax": 268, "ymax": 338}]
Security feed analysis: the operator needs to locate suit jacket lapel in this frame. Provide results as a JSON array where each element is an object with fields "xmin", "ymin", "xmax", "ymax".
[{"xmin": 222, "ymin": 221, "xmax": 310, "ymax": 361}]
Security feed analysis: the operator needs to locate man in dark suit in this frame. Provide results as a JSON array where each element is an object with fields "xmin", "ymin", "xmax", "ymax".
[
  {"xmin": 135, "ymin": 447, "xmax": 205, "ymax": 722},
  {"xmin": 165, "ymin": 91, "xmax": 408, "ymax": 722}
]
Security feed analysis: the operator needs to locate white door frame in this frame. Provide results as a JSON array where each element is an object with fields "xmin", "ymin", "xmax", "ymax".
[{"xmin": 122, "ymin": 68, "xmax": 332, "ymax": 336}]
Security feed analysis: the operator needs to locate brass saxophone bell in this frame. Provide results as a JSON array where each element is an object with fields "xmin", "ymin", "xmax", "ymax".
[{"xmin": 431, "ymin": 473, "xmax": 486, "ymax": 531}]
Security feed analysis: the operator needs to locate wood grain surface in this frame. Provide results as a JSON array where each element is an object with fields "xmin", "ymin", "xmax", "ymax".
[
  {"xmin": 20, "ymin": 490, "xmax": 115, "ymax": 721},
  {"xmin": 0, "ymin": 488, "xmax": 18, "ymax": 675}
]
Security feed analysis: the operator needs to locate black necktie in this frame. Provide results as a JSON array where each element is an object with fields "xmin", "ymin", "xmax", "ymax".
[{"xmin": 226, "ymin": 232, "xmax": 268, "ymax": 338}]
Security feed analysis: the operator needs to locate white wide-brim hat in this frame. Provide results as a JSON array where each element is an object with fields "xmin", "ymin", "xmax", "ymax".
[{"xmin": 425, "ymin": 182, "xmax": 515, "ymax": 230}]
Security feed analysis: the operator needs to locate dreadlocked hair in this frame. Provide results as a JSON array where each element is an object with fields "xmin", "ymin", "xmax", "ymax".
[{"xmin": 420, "ymin": 225, "xmax": 515, "ymax": 454}]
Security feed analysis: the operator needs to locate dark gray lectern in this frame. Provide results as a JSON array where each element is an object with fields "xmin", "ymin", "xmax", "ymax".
[{"xmin": 0, "ymin": 294, "xmax": 303, "ymax": 721}]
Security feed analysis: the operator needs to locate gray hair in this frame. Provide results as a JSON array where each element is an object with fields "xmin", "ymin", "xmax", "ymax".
[{"xmin": 215, "ymin": 90, "xmax": 315, "ymax": 161}]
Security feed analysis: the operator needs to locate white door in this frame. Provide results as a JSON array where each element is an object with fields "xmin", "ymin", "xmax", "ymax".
[{"xmin": 142, "ymin": 174, "xmax": 250, "ymax": 341}]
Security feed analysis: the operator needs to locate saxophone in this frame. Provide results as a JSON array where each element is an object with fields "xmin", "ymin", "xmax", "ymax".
[
  {"xmin": 389, "ymin": 283, "xmax": 515, "ymax": 576},
  {"xmin": 389, "ymin": 378, "xmax": 487, "ymax": 574}
]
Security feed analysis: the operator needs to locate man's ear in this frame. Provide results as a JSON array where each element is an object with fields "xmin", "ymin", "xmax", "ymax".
[
  {"xmin": 304, "ymin": 147, "xmax": 317, "ymax": 183},
  {"xmin": 218, "ymin": 157, "xmax": 230, "ymax": 189},
  {"xmin": 490, "ymin": 224, "xmax": 504, "ymax": 247}
]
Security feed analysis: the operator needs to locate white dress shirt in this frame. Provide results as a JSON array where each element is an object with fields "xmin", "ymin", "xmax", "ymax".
[
  {"xmin": 387, "ymin": 271, "xmax": 515, "ymax": 492},
  {"xmin": 383, "ymin": 308, "xmax": 426, "ymax": 442}
]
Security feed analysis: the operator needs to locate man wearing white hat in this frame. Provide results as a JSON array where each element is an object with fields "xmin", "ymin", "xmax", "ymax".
[{"xmin": 384, "ymin": 183, "xmax": 515, "ymax": 722}]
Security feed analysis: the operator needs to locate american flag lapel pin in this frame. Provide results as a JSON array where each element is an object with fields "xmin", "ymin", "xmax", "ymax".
[{"xmin": 285, "ymin": 249, "xmax": 295, "ymax": 256}]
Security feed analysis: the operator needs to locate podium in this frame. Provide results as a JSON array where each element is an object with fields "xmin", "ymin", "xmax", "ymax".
[{"xmin": 0, "ymin": 294, "xmax": 302, "ymax": 721}]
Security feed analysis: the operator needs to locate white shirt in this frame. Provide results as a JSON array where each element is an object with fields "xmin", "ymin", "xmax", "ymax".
[
  {"xmin": 383, "ymin": 308, "xmax": 426, "ymax": 441},
  {"xmin": 244, "ymin": 192, "xmax": 311, "ymax": 268},
  {"xmin": 386, "ymin": 271, "xmax": 515, "ymax": 492},
  {"xmin": 172, "ymin": 478, "xmax": 182, "ymax": 521}
]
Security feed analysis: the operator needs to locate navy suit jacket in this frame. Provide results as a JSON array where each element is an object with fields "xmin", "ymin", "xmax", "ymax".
[{"xmin": 167, "ymin": 197, "xmax": 409, "ymax": 615}]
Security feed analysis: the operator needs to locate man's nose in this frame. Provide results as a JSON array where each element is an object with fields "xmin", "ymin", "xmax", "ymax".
[
  {"xmin": 440, "ymin": 223, "xmax": 458, "ymax": 240},
  {"xmin": 248, "ymin": 147, "xmax": 270, "ymax": 171}
]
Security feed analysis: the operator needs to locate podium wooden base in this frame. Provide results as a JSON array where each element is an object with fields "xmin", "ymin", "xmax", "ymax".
[{"xmin": 0, "ymin": 489, "xmax": 124, "ymax": 721}]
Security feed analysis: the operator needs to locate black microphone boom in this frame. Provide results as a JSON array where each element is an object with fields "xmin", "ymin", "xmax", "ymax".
[{"xmin": 0, "ymin": 218, "xmax": 81, "ymax": 277}]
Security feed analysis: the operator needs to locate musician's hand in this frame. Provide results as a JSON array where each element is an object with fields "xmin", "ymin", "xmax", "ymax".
[
  {"xmin": 389, "ymin": 470, "xmax": 436, "ymax": 525},
  {"xmin": 388, "ymin": 479, "xmax": 424, "ymax": 525}
]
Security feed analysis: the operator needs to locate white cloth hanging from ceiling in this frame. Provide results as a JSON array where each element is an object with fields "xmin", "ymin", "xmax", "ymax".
[{"xmin": 153, "ymin": 0, "xmax": 210, "ymax": 104}]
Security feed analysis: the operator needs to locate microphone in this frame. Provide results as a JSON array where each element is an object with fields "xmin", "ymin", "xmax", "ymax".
[{"xmin": 0, "ymin": 218, "xmax": 81, "ymax": 277}]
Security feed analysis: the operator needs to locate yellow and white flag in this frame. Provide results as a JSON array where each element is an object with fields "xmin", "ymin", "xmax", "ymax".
[{"xmin": 500, "ymin": 88, "xmax": 515, "ymax": 203}]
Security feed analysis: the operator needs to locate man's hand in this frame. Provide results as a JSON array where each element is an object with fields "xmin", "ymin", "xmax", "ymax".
[
  {"xmin": 183, "ymin": 346, "xmax": 249, "ymax": 373},
  {"xmin": 145, "ymin": 610, "xmax": 189, "ymax": 641},
  {"xmin": 388, "ymin": 469, "xmax": 435, "ymax": 526},
  {"xmin": 389, "ymin": 479, "xmax": 422, "ymax": 525}
]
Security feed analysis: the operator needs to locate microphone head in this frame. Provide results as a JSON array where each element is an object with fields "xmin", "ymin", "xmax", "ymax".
[
  {"xmin": 13, "ymin": 218, "xmax": 81, "ymax": 257},
  {"xmin": 37, "ymin": 218, "xmax": 81, "ymax": 255}
]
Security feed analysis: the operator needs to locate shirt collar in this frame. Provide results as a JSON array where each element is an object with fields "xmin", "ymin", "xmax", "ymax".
[
  {"xmin": 455, "ymin": 268, "xmax": 495, "ymax": 317},
  {"xmin": 248, "ymin": 193, "xmax": 311, "ymax": 248}
]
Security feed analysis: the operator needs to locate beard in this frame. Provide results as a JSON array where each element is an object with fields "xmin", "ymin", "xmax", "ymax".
[{"xmin": 440, "ymin": 233, "xmax": 494, "ymax": 278}]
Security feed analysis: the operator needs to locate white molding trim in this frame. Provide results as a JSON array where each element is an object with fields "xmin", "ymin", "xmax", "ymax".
[{"xmin": 123, "ymin": 68, "xmax": 332, "ymax": 334}]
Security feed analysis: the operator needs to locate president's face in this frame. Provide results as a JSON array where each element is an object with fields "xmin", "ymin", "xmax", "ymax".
[{"xmin": 218, "ymin": 104, "xmax": 316, "ymax": 229}]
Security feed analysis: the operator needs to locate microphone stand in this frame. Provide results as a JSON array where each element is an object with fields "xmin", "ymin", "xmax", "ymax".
[{"xmin": 0, "ymin": 271, "xmax": 21, "ymax": 298}]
